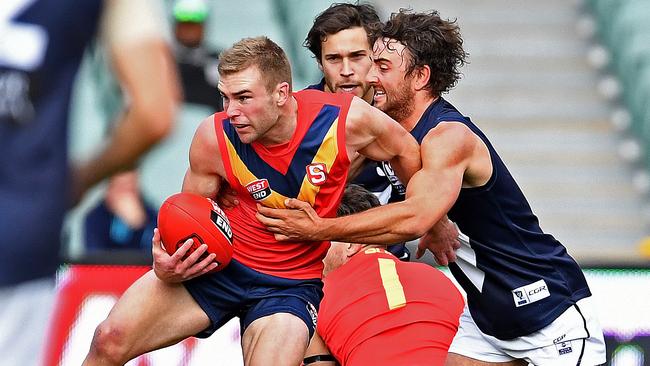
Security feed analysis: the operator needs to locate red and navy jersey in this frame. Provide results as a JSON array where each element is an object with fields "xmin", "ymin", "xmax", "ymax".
[
  {"xmin": 304, "ymin": 79, "xmax": 405, "ymax": 204},
  {"xmin": 214, "ymin": 89, "xmax": 352, "ymax": 279},
  {"xmin": 318, "ymin": 249, "xmax": 464, "ymax": 365}
]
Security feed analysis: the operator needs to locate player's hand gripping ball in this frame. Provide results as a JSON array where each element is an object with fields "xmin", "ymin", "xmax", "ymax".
[{"xmin": 158, "ymin": 192, "xmax": 233, "ymax": 271}]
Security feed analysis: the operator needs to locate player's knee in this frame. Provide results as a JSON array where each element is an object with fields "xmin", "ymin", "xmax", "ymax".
[{"xmin": 87, "ymin": 320, "xmax": 132, "ymax": 364}]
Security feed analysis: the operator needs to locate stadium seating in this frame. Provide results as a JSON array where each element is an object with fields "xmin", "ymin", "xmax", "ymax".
[
  {"xmin": 588, "ymin": 0, "xmax": 650, "ymax": 167},
  {"xmin": 203, "ymin": 0, "xmax": 330, "ymax": 88}
]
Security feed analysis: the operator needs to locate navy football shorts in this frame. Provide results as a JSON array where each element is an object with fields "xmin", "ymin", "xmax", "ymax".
[{"xmin": 183, "ymin": 259, "xmax": 323, "ymax": 339}]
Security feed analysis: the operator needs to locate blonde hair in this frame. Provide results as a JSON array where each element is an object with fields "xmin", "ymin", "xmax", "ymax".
[{"xmin": 218, "ymin": 36, "xmax": 292, "ymax": 91}]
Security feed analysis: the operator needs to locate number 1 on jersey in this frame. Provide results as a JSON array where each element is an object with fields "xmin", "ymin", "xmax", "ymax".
[{"xmin": 378, "ymin": 258, "xmax": 406, "ymax": 310}]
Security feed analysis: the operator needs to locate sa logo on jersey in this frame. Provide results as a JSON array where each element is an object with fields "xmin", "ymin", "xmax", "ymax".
[
  {"xmin": 306, "ymin": 163, "xmax": 327, "ymax": 186},
  {"xmin": 245, "ymin": 179, "xmax": 272, "ymax": 201}
]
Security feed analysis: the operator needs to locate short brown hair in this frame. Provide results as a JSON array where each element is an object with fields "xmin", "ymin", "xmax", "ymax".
[
  {"xmin": 381, "ymin": 10, "xmax": 468, "ymax": 95},
  {"xmin": 218, "ymin": 36, "xmax": 292, "ymax": 91},
  {"xmin": 305, "ymin": 3, "xmax": 381, "ymax": 64},
  {"xmin": 337, "ymin": 184, "xmax": 380, "ymax": 217}
]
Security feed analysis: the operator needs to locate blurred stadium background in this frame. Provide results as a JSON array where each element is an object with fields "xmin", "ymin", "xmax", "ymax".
[{"xmin": 49, "ymin": 0, "xmax": 650, "ymax": 365}]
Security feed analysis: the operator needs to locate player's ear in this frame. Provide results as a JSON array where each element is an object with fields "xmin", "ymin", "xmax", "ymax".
[
  {"xmin": 275, "ymin": 81, "xmax": 290, "ymax": 106},
  {"xmin": 414, "ymin": 65, "xmax": 430, "ymax": 92}
]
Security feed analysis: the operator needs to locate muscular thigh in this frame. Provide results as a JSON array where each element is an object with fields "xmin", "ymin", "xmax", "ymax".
[
  {"xmin": 242, "ymin": 312, "xmax": 308, "ymax": 366},
  {"xmin": 239, "ymin": 285, "xmax": 320, "ymax": 366},
  {"xmin": 103, "ymin": 270, "xmax": 210, "ymax": 350}
]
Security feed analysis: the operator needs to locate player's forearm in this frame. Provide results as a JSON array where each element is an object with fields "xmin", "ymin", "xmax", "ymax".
[
  {"xmin": 75, "ymin": 104, "xmax": 174, "ymax": 192},
  {"xmin": 318, "ymin": 200, "xmax": 433, "ymax": 244},
  {"xmin": 74, "ymin": 37, "xmax": 178, "ymax": 198}
]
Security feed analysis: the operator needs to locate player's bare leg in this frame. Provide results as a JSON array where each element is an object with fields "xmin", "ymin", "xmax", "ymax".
[
  {"xmin": 82, "ymin": 271, "xmax": 210, "ymax": 365},
  {"xmin": 242, "ymin": 313, "xmax": 309, "ymax": 366},
  {"xmin": 446, "ymin": 353, "xmax": 528, "ymax": 366}
]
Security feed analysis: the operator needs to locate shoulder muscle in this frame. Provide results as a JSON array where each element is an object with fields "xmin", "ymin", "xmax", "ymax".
[
  {"xmin": 182, "ymin": 115, "xmax": 225, "ymax": 196},
  {"xmin": 422, "ymin": 121, "xmax": 491, "ymax": 187}
]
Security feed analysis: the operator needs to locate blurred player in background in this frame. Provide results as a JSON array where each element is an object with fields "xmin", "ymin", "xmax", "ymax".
[
  {"xmin": 82, "ymin": 36, "xmax": 420, "ymax": 366},
  {"xmin": 0, "ymin": 0, "xmax": 178, "ymax": 364},
  {"xmin": 259, "ymin": 9, "xmax": 606, "ymax": 366},
  {"xmin": 172, "ymin": 0, "xmax": 222, "ymax": 112},
  {"xmin": 83, "ymin": 171, "xmax": 158, "ymax": 252},
  {"xmin": 303, "ymin": 2, "xmax": 419, "ymax": 260},
  {"xmin": 304, "ymin": 184, "xmax": 464, "ymax": 366},
  {"xmin": 83, "ymin": 0, "xmax": 223, "ymax": 254}
]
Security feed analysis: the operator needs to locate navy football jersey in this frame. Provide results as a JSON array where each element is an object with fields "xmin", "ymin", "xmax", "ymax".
[
  {"xmin": 305, "ymin": 78, "xmax": 326, "ymax": 92},
  {"xmin": 0, "ymin": 0, "xmax": 103, "ymax": 286},
  {"xmin": 410, "ymin": 97, "xmax": 591, "ymax": 339}
]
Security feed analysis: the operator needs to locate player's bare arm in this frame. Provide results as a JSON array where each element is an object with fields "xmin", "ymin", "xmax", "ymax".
[
  {"xmin": 181, "ymin": 116, "xmax": 227, "ymax": 198},
  {"xmin": 153, "ymin": 116, "xmax": 226, "ymax": 282},
  {"xmin": 258, "ymin": 121, "xmax": 490, "ymax": 245},
  {"xmin": 72, "ymin": 37, "xmax": 179, "ymax": 204},
  {"xmin": 413, "ymin": 122, "xmax": 492, "ymax": 263},
  {"xmin": 344, "ymin": 96, "xmax": 421, "ymax": 185}
]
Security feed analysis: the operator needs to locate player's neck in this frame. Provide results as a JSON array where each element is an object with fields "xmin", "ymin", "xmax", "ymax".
[
  {"xmin": 258, "ymin": 96, "xmax": 298, "ymax": 146},
  {"xmin": 401, "ymin": 93, "xmax": 438, "ymax": 132}
]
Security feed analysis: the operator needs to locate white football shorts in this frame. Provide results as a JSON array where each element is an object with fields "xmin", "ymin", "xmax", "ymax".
[{"xmin": 448, "ymin": 296, "xmax": 606, "ymax": 365}]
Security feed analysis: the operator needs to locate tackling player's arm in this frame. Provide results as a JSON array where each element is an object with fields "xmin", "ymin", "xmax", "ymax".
[
  {"xmin": 258, "ymin": 122, "xmax": 491, "ymax": 244},
  {"xmin": 345, "ymin": 99, "xmax": 461, "ymax": 264},
  {"xmin": 153, "ymin": 116, "xmax": 227, "ymax": 282},
  {"xmin": 345, "ymin": 96, "xmax": 421, "ymax": 185}
]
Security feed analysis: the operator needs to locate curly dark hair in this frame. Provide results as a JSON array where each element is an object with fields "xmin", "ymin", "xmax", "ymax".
[
  {"xmin": 304, "ymin": 2, "xmax": 381, "ymax": 63},
  {"xmin": 381, "ymin": 9, "xmax": 468, "ymax": 95}
]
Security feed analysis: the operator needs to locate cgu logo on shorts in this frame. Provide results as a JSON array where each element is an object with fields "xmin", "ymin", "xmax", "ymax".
[
  {"xmin": 512, "ymin": 279, "xmax": 550, "ymax": 307},
  {"xmin": 306, "ymin": 163, "xmax": 327, "ymax": 186},
  {"xmin": 555, "ymin": 340, "xmax": 573, "ymax": 356},
  {"xmin": 246, "ymin": 179, "xmax": 272, "ymax": 201},
  {"xmin": 553, "ymin": 334, "xmax": 573, "ymax": 356}
]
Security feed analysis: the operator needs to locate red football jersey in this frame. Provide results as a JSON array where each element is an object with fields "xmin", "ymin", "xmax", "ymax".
[
  {"xmin": 317, "ymin": 249, "xmax": 465, "ymax": 365},
  {"xmin": 214, "ymin": 90, "xmax": 353, "ymax": 279}
]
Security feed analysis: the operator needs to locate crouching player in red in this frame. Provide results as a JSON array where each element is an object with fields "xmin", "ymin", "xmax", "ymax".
[{"xmin": 304, "ymin": 185, "xmax": 464, "ymax": 366}]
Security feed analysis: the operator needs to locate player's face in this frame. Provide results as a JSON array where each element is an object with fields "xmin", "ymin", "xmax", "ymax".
[
  {"xmin": 366, "ymin": 38, "xmax": 416, "ymax": 122},
  {"xmin": 320, "ymin": 27, "xmax": 373, "ymax": 102},
  {"xmin": 322, "ymin": 242, "xmax": 349, "ymax": 277},
  {"xmin": 219, "ymin": 66, "xmax": 280, "ymax": 144}
]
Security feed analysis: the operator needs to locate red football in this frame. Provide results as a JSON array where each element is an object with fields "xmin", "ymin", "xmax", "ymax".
[{"xmin": 157, "ymin": 192, "xmax": 233, "ymax": 271}]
